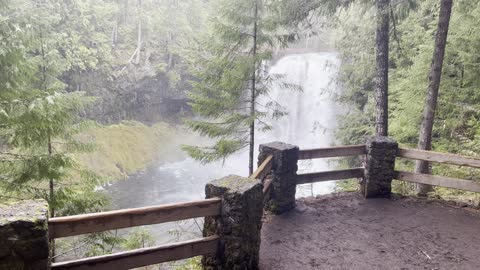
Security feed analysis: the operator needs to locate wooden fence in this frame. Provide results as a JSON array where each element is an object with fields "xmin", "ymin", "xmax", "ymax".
[
  {"xmin": 296, "ymin": 145, "xmax": 367, "ymax": 185},
  {"xmin": 252, "ymin": 155, "xmax": 274, "ymax": 194},
  {"xmin": 49, "ymin": 199, "xmax": 221, "ymax": 269},
  {"xmin": 296, "ymin": 144, "xmax": 480, "ymax": 194},
  {"xmin": 395, "ymin": 147, "xmax": 480, "ymax": 192},
  {"xmin": 52, "ymin": 236, "xmax": 219, "ymax": 270},
  {"xmin": 47, "ymin": 143, "xmax": 480, "ymax": 269},
  {"xmin": 49, "ymin": 199, "xmax": 222, "ymax": 239},
  {"xmin": 49, "ymin": 155, "xmax": 275, "ymax": 270},
  {"xmin": 298, "ymin": 145, "xmax": 366, "ymax": 160}
]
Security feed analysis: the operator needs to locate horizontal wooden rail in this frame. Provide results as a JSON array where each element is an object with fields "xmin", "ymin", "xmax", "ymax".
[
  {"xmin": 299, "ymin": 145, "xmax": 366, "ymax": 160},
  {"xmin": 397, "ymin": 148, "xmax": 480, "ymax": 168},
  {"xmin": 394, "ymin": 171, "xmax": 480, "ymax": 193},
  {"xmin": 297, "ymin": 168, "xmax": 365, "ymax": 185},
  {"xmin": 263, "ymin": 177, "xmax": 273, "ymax": 194},
  {"xmin": 49, "ymin": 198, "xmax": 221, "ymax": 239},
  {"xmin": 250, "ymin": 155, "xmax": 273, "ymax": 180},
  {"xmin": 51, "ymin": 235, "xmax": 219, "ymax": 270}
]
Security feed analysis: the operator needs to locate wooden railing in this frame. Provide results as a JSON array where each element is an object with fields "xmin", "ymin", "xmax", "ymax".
[
  {"xmin": 49, "ymin": 155, "xmax": 275, "ymax": 270},
  {"xmin": 299, "ymin": 145, "xmax": 366, "ymax": 160},
  {"xmin": 395, "ymin": 147, "xmax": 480, "ymax": 193},
  {"xmin": 52, "ymin": 236, "xmax": 219, "ymax": 270},
  {"xmin": 12, "ymin": 141, "xmax": 480, "ymax": 269},
  {"xmin": 295, "ymin": 144, "xmax": 480, "ymax": 194},
  {"xmin": 251, "ymin": 155, "xmax": 274, "ymax": 194},
  {"xmin": 49, "ymin": 198, "xmax": 221, "ymax": 239},
  {"xmin": 48, "ymin": 144, "xmax": 480, "ymax": 269},
  {"xmin": 49, "ymin": 198, "xmax": 222, "ymax": 269},
  {"xmin": 296, "ymin": 145, "xmax": 366, "ymax": 185},
  {"xmin": 297, "ymin": 168, "xmax": 364, "ymax": 185},
  {"xmin": 251, "ymin": 155, "xmax": 273, "ymax": 180}
]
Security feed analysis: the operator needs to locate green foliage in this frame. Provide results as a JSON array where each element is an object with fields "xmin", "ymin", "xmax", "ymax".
[
  {"xmin": 0, "ymin": 4, "xmax": 31, "ymax": 99},
  {"xmin": 0, "ymin": 91, "xmax": 99, "ymax": 211},
  {"xmin": 84, "ymin": 230, "xmax": 124, "ymax": 257},
  {"xmin": 333, "ymin": 0, "xmax": 480, "ymax": 200},
  {"xmin": 2, "ymin": 0, "xmax": 209, "ymax": 123},
  {"xmin": 0, "ymin": 0, "xmax": 104, "ymax": 217},
  {"xmin": 0, "ymin": 0, "xmax": 204, "ymax": 214},
  {"xmin": 333, "ymin": 2, "xmax": 376, "ymax": 146},
  {"xmin": 122, "ymin": 227, "xmax": 156, "ymax": 250},
  {"xmin": 184, "ymin": 0, "xmax": 301, "ymax": 164},
  {"xmin": 174, "ymin": 256, "xmax": 202, "ymax": 270}
]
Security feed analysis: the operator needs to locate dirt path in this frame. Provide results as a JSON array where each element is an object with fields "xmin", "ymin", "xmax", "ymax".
[{"xmin": 260, "ymin": 192, "xmax": 480, "ymax": 270}]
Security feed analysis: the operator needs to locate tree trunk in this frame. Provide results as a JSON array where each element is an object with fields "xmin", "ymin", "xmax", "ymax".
[
  {"xmin": 249, "ymin": 1, "xmax": 258, "ymax": 176},
  {"xmin": 415, "ymin": 0, "xmax": 453, "ymax": 196},
  {"xmin": 135, "ymin": 0, "xmax": 142, "ymax": 65},
  {"xmin": 124, "ymin": 0, "xmax": 128, "ymax": 24},
  {"xmin": 112, "ymin": 24, "xmax": 118, "ymax": 46},
  {"xmin": 48, "ymin": 134, "xmax": 56, "ymax": 261},
  {"xmin": 375, "ymin": 0, "xmax": 390, "ymax": 137}
]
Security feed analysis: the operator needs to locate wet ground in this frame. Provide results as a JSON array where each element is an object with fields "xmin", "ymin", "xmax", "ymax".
[{"xmin": 260, "ymin": 192, "xmax": 480, "ymax": 270}]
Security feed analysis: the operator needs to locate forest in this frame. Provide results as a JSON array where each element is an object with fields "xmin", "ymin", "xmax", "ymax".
[{"xmin": 1, "ymin": 0, "xmax": 480, "ymax": 268}]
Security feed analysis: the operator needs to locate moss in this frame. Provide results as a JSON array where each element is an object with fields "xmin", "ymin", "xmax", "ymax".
[
  {"xmin": 335, "ymin": 179, "xmax": 358, "ymax": 192},
  {"xmin": 215, "ymin": 175, "xmax": 259, "ymax": 193},
  {"xmin": 267, "ymin": 202, "xmax": 277, "ymax": 213},
  {"xmin": 75, "ymin": 121, "xmax": 192, "ymax": 183},
  {"xmin": 0, "ymin": 200, "xmax": 48, "ymax": 226}
]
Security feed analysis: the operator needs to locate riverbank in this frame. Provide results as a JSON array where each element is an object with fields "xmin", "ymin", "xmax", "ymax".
[{"xmin": 76, "ymin": 120, "xmax": 197, "ymax": 184}]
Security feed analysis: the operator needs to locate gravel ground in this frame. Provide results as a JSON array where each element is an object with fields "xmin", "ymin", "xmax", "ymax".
[{"xmin": 259, "ymin": 192, "xmax": 480, "ymax": 270}]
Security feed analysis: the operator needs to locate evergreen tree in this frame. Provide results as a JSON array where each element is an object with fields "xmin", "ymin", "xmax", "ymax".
[
  {"xmin": 374, "ymin": 0, "xmax": 390, "ymax": 136},
  {"xmin": 414, "ymin": 0, "xmax": 453, "ymax": 195},
  {"xmin": 334, "ymin": 0, "xmax": 480, "ymax": 199},
  {"xmin": 183, "ymin": 0, "xmax": 300, "ymax": 175},
  {"xmin": 1, "ymin": 0, "xmax": 109, "ymax": 241},
  {"xmin": 0, "ymin": 0, "xmax": 111, "ymax": 258}
]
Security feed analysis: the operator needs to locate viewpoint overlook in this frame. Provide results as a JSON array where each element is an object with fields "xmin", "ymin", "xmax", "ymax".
[{"xmin": 2, "ymin": 0, "xmax": 480, "ymax": 270}]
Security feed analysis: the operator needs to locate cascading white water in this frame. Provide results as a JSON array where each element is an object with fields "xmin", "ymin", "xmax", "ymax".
[
  {"xmin": 257, "ymin": 52, "xmax": 342, "ymax": 196},
  {"xmin": 106, "ymin": 52, "xmax": 342, "ymax": 244},
  {"xmin": 261, "ymin": 53, "xmax": 340, "ymax": 148}
]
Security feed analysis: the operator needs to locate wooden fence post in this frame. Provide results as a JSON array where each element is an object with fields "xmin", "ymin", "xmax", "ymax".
[
  {"xmin": 361, "ymin": 137, "xmax": 398, "ymax": 198},
  {"xmin": 0, "ymin": 200, "xmax": 50, "ymax": 270},
  {"xmin": 203, "ymin": 175, "xmax": 263, "ymax": 270},
  {"xmin": 259, "ymin": 142, "xmax": 299, "ymax": 214}
]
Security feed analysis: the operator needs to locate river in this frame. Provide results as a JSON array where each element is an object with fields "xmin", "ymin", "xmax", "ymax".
[{"xmin": 106, "ymin": 52, "xmax": 342, "ymax": 246}]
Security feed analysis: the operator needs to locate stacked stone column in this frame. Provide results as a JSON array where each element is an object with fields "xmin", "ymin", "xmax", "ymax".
[
  {"xmin": 361, "ymin": 137, "xmax": 398, "ymax": 198},
  {"xmin": 0, "ymin": 200, "xmax": 49, "ymax": 270},
  {"xmin": 258, "ymin": 142, "xmax": 299, "ymax": 214},
  {"xmin": 202, "ymin": 175, "xmax": 263, "ymax": 270}
]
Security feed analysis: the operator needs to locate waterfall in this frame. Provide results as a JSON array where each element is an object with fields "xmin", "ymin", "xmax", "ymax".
[
  {"xmin": 257, "ymin": 52, "xmax": 342, "ymax": 196},
  {"xmin": 107, "ymin": 52, "xmax": 343, "ymax": 246},
  {"xmin": 259, "ymin": 53, "xmax": 340, "ymax": 147},
  {"xmin": 110, "ymin": 52, "xmax": 343, "ymax": 209}
]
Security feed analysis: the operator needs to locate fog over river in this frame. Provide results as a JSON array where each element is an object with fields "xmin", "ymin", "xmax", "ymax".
[{"xmin": 106, "ymin": 52, "xmax": 343, "ymax": 244}]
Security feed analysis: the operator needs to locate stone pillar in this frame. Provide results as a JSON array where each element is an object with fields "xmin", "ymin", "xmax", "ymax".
[
  {"xmin": 361, "ymin": 137, "xmax": 398, "ymax": 198},
  {"xmin": 0, "ymin": 200, "xmax": 49, "ymax": 270},
  {"xmin": 202, "ymin": 175, "xmax": 263, "ymax": 270},
  {"xmin": 258, "ymin": 142, "xmax": 299, "ymax": 214}
]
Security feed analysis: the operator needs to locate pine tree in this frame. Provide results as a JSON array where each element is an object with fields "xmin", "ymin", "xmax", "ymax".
[
  {"xmin": 0, "ymin": 0, "xmax": 108, "ymax": 222},
  {"xmin": 0, "ymin": 0, "xmax": 110, "ymax": 259},
  {"xmin": 183, "ymin": 0, "xmax": 299, "ymax": 175}
]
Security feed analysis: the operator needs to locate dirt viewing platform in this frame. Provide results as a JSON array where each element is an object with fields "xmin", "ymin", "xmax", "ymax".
[{"xmin": 259, "ymin": 192, "xmax": 480, "ymax": 270}]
